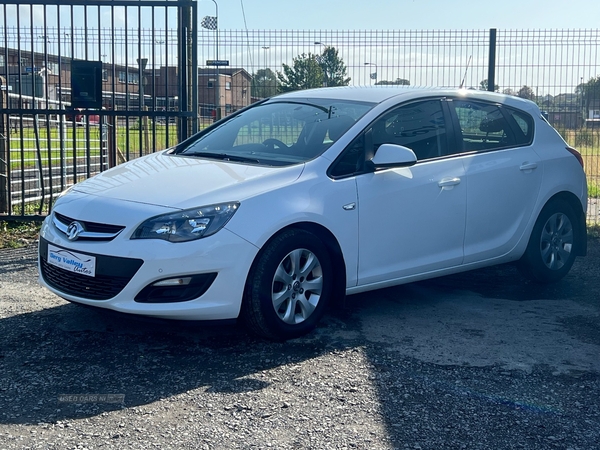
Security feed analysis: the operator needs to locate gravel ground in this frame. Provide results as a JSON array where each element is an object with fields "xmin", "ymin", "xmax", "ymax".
[{"xmin": 0, "ymin": 240, "xmax": 599, "ymax": 450}]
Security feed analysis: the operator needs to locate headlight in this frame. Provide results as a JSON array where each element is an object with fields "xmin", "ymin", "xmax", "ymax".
[{"xmin": 131, "ymin": 202, "xmax": 240, "ymax": 242}]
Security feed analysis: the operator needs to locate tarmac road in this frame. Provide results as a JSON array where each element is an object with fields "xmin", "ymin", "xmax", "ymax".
[{"xmin": 0, "ymin": 240, "xmax": 599, "ymax": 449}]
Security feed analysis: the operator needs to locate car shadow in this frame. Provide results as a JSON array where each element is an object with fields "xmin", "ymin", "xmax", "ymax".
[
  {"xmin": 340, "ymin": 259, "xmax": 599, "ymax": 449},
  {"xmin": 1, "ymin": 245, "xmax": 596, "ymax": 449},
  {"xmin": 411, "ymin": 262, "xmax": 586, "ymax": 302},
  {"xmin": 0, "ymin": 263, "xmax": 585, "ymax": 426},
  {"xmin": 0, "ymin": 302, "xmax": 356, "ymax": 425}
]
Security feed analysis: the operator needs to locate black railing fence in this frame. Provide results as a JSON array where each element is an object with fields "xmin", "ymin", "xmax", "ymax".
[
  {"xmin": 1, "ymin": 24, "xmax": 599, "ymax": 221},
  {"xmin": 0, "ymin": 0, "xmax": 197, "ymax": 219}
]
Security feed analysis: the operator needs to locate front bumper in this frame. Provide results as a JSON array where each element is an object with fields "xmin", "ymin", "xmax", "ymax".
[{"xmin": 38, "ymin": 220, "xmax": 260, "ymax": 321}]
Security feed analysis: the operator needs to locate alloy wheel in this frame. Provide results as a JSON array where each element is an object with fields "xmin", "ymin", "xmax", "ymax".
[
  {"xmin": 271, "ymin": 248, "xmax": 324, "ymax": 324},
  {"xmin": 540, "ymin": 212, "xmax": 574, "ymax": 270}
]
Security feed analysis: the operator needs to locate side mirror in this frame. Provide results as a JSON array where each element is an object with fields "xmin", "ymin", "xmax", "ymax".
[{"xmin": 370, "ymin": 143, "xmax": 417, "ymax": 170}]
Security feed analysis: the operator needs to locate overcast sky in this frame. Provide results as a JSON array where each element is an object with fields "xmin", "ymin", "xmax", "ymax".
[{"xmin": 204, "ymin": 0, "xmax": 599, "ymax": 30}]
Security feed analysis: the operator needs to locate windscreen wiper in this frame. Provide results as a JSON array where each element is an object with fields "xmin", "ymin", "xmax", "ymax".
[{"xmin": 183, "ymin": 151, "xmax": 260, "ymax": 164}]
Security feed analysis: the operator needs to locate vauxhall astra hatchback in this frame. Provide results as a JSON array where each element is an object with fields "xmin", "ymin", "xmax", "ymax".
[{"xmin": 39, "ymin": 86, "xmax": 587, "ymax": 340}]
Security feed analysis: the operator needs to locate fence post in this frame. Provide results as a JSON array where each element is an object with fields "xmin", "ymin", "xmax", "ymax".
[
  {"xmin": 0, "ymin": 76, "xmax": 8, "ymax": 214},
  {"xmin": 107, "ymin": 114, "xmax": 116, "ymax": 168},
  {"xmin": 488, "ymin": 28, "xmax": 497, "ymax": 92},
  {"xmin": 178, "ymin": 3, "xmax": 189, "ymax": 142}
]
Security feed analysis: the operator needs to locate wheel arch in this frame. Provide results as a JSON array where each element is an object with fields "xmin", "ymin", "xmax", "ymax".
[
  {"xmin": 242, "ymin": 222, "xmax": 347, "ymax": 311},
  {"xmin": 540, "ymin": 191, "xmax": 587, "ymax": 256}
]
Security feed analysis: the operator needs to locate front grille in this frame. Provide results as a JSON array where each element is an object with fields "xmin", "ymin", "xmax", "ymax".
[
  {"xmin": 54, "ymin": 212, "xmax": 125, "ymax": 241},
  {"xmin": 39, "ymin": 238, "xmax": 143, "ymax": 300}
]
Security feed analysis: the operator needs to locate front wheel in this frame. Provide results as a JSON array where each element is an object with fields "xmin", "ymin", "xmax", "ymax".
[
  {"xmin": 242, "ymin": 229, "xmax": 333, "ymax": 340},
  {"xmin": 518, "ymin": 199, "xmax": 580, "ymax": 283}
]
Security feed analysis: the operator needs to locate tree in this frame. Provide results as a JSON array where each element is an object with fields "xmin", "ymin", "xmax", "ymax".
[
  {"xmin": 502, "ymin": 88, "xmax": 516, "ymax": 96},
  {"xmin": 517, "ymin": 85, "xmax": 535, "ymax": 100},
  {"xmin": 277, "ymin": 53, "xmax": 324, "ymax": 92},
  {"xmin": 375, "ymin": 78, "xmax": 410, "ymax": 86},
  {"xmin": 252, "ymin": 68, "xmax": 279, "ymax": 99},
  {"xmin": 316, "ymin": 47, "xmax": 351, "ymax": 87},
  {"xmin": 479, "ymin": 79, "xmax": 499, "ymax": 92}
]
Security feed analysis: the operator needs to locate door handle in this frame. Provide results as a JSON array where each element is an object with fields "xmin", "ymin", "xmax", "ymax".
[
  {"xmin": 520, "ymin": 162, "xmax": 538, "ymax": 171},
  {"xmin": 438, "ymin": 177, "xmax": 461, "ymax": 189}
]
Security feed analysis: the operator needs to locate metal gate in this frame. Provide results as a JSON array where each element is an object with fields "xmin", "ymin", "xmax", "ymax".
[{"xmin": 0, "ymin": 0, "xmax": 198, "ymax": 219}]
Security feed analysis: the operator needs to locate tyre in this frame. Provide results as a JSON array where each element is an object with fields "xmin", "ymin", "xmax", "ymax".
[
  {"xmin": 518, "ymin": 199, "xmax": 579, "ymax": 283},
  {"xmin": 242, "ymin": 229, "xmax": 333, "ymax": 340}
]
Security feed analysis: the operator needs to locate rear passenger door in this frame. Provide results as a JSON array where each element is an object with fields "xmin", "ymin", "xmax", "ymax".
[{"xmin": 449, "ymin": 99, "xmax": 543, "ymax": 263}]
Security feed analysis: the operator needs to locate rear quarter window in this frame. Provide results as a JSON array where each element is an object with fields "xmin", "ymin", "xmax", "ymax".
[{"xmin": 507, "ymin": 109, "xmax": 534, "ymax": 145}]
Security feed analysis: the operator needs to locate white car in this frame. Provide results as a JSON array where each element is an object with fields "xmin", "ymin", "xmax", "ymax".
[{"xmin": 38, "ymin": 87, "xmax": 588, "ymax": 340}]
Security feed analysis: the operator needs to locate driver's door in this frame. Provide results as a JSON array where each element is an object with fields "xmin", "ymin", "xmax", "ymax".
[{"xmin": 355, "ymin": 99, "xmax": 467, "ymax": 286}]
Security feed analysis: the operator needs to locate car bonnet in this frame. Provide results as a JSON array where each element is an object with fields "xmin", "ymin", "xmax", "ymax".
[{"xmin": 66, "ymin": 151, "xmax": 305, "ymax": 210}]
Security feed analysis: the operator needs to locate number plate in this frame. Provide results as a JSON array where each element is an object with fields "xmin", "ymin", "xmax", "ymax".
[{"xmin": 47, "ymin": 244, "xmax": 96, "ymax": 277}]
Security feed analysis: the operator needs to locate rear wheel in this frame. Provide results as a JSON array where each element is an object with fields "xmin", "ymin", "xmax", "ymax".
[
  {"xmin": 518, "ymin": 199, "xmax": 579, "ymax": 283},
  {"xmin": 242, "ymin": 229, "xmax": 333, "ymax": 340}
]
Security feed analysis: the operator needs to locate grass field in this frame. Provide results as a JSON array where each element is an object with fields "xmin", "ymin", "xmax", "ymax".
[
  {"xmin": 8, "ymin": 123, "xmax": 180, "ymax": 170},
  {"xmin": 561, "ymin": 129, "xmax": 600, "ymax": 198}
]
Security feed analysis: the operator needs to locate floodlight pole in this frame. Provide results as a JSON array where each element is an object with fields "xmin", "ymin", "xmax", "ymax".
[{"xmin": 212, "ymin": 0, "xmax": 220, "ymax": 120}]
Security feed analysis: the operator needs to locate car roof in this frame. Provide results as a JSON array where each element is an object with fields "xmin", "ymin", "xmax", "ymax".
[{"xmin": 272, "ymin": 86, "xmax": 540, "ymax": 114}]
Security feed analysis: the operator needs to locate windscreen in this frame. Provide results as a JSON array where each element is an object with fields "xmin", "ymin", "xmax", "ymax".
[{"xmin": 179, "ymin": 98, "xmax": 374, "ymax": 166}]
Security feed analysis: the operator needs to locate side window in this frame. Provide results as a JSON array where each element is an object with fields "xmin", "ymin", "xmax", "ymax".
[
  {"xmin": 371, "ymin": 100, "xmax": 447, "ymax": 161},
  {"xmin": 454, "ymin": 101, "xmax": 509, "ymax": 151},
  {"xmin": 453, "ymin": 100, "xmax": 531, "ymax": 152}
]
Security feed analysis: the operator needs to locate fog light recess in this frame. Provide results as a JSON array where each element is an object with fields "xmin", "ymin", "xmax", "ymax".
[{"xmin": 135, "ymin": 273, "xmax": 217, "ymax": 303}]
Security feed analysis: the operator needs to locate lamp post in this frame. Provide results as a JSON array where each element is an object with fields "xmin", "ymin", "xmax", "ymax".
[
  {"xmin": 137, "ymin": 57, "xmax": 149, "ymax": 152},
  {"xmin": 314, "ymin": 42, "xmax": 328, "ymax": 86},
  {"xmin": 101, "ymin": 54, "xmax": 107, "ymax": 83},
  {"xmin": 581, "ymin": 76, "xmax": 585, "ymax": 124},
  {"xmin": 137, "ymin": 57, "xmax": 148, "ymax": 106},
  {"xmin": 38, "ymin": 35, "xmax": 53, "ymax": 66},
  {"xmin": 155, "ymin": 40, "xmax": 165, "ymax": 69},
  {"xmin": 262, "ymin": 46, "xmax": 269, "ymax": 69},
  {"xmin": 62, "ymin": 33, "xmax": 70, "ymax": 60},
  {"xmin": 259, "ymin": 46, "xmax": 271, "ymax": 98},
  {"xmin": 364, "ymin": 62, "xmax": 377, "ymax": 85}
]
